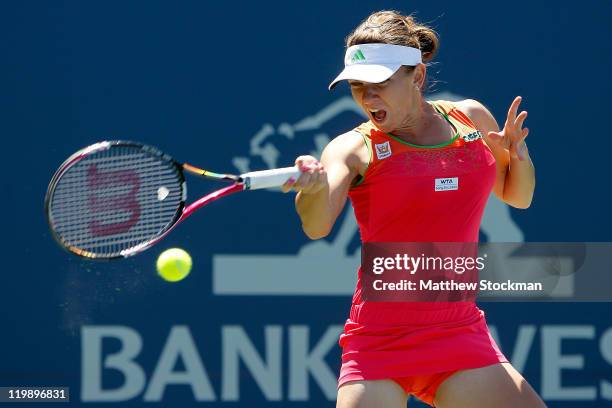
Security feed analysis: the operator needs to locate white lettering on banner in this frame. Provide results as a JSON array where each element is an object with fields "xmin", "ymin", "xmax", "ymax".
[
  {"xmin": 81, "ymin": 324, "xmax": 612, "ymax": 402},
  {"xmin": 222, "ymin": 326, "xmax": 282, "ymax": 401},
  {"xmin": 541, "ymin": 326, "xmax": 597, "ymax": 400},
  {"xmin": 81, "ymin": 324, "xmax": 342, "ymax": 402},
  {"xmin": 489, "ymin": 325, "xmax": 537, "ymax": 373},
  {"xmin": 81, "ymin": 326, "xmax": 145, "ymax": 401},
  {"xmin": 144, "ymin": 326, "xmax": 215, "ymax": 401},
  {"xmin": 289, "ymin": 326, "xmax": 342, "ymax": 400},
  {"xmin": 600, "ymin": 328, "xmax": 612, "ymax": 399}
]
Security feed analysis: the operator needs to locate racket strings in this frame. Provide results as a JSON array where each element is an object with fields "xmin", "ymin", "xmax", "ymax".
[
  {"xmin": 51, "ymin": 174, "xmax": 180, "ymax": 218},
  {"xmin": 48, "ymin": 145, "xmax": 183, "ymax": 258}
]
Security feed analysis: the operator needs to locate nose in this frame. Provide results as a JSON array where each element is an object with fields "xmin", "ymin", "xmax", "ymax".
[{"xmin": 362, "ymin": 85, "xmax": 379, "ymax": 103}]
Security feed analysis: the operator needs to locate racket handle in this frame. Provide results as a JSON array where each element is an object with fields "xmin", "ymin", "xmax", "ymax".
[{"xmin": 241, "ymin": 166, "xmax": 301, "ymax": 190}]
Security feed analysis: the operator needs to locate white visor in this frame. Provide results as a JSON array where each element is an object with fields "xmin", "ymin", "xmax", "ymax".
[{"xmin": 328, "ymin": 43, "xmax": 422, "ymax": 90}]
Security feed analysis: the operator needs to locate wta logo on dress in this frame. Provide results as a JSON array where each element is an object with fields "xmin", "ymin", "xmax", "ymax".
[
  {"xmin": 435, "ymin": 177, "xmax": 459, "ymax": 191},
  {"xmin": 375, "ymin": 141, "xmax": 392, "ymax": 159}
]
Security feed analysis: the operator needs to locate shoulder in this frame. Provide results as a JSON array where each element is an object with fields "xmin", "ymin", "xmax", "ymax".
[
  {"xmin": 322, "ymin": 130, "xmax": 369, "ymax": 173},
  {"xmin": 324, "ymin": 130, "xmax": 363, "ymax": 155},
  {"xmin": 325, "ymin": 130, "xmax": 366, "ymax": 154},
  {"xmin": 452, "ymin": 99, "xmax": 500, "ymax": 133}
]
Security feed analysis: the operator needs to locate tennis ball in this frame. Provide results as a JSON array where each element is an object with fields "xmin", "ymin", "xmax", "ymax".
[{"xmin": 156, "ymin": 248, "xmax": 192, "ymax": 282}]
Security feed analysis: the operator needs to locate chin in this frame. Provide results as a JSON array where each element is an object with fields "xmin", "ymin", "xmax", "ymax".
[
  {"xmin": 373, "ymin": 121, "xmax": 392, "ymax": 133},
  {"xmin": 368, "ymin": 116, "xmax": 387, "ymax": 132}
]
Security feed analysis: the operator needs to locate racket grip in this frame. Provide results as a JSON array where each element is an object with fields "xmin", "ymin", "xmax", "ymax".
[{"xmin": 241, "ymin": 166, "xmax": 301, "ymax": 190}]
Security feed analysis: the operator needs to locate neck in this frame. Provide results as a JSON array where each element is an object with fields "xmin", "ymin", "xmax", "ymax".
[{"xmin": 391, "ymin": 98, "xmax": 438, "ymax": 140}]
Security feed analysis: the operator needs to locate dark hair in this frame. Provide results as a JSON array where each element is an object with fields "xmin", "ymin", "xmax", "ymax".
[{"xmin": 346, "ymin": 10, "xmax": 439, "ymax": 63}]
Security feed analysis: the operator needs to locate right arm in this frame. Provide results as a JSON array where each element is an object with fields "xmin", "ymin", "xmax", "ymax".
[{"xmin": 284, "ymin": 131, "xmax": 365, "ymax": 240}]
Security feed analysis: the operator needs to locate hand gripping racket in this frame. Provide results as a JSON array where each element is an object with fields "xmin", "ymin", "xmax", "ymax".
[{"xmin": 45, "ymin": 141, "xmax": 300, "ymax": 259}]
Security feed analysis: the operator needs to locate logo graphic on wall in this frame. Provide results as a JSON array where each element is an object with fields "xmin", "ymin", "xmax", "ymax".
[{"xmin": 214, "ymin": 92, "xmax": 572, "ymax": 297}]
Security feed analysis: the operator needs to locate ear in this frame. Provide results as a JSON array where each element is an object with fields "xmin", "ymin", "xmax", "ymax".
[{"xmin": 412, "ymin": 64, "xmax": 426, "ymax": 88}]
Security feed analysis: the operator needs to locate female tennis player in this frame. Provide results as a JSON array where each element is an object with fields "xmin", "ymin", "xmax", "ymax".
[{"xmin": 283, "ymin": 10, "xmax": 543, "ymax": 408}]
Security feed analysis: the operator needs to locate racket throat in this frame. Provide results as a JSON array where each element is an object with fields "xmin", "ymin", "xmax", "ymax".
[{"xmin": 182, "ymin": 163, "xmax": 243, "ymax": 183}]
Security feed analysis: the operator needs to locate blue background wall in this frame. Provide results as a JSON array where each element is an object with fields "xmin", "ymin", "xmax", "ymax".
[{"xmin": 1, "ymin": 1, "xmax": 611, "ymax": 406}]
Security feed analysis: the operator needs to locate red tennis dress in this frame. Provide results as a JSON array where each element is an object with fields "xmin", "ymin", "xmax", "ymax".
[{"xmin": 338, "ymin": 100, "xmax": 508, "ymax": 406}]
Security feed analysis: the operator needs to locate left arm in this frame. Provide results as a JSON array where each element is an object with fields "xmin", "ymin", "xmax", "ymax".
[{"xmin": 455, "ymin": 97, "xmax": 535, "ymax": 209}]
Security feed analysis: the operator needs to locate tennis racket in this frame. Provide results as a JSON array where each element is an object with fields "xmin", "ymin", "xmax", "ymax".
[{"xmin": 45, "ymin": 140, "xmax": 300, "ymax": 259}]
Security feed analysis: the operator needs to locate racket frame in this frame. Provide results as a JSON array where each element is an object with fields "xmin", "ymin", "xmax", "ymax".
[
  {"xmin": 45, "ymin": 140, "xmax": 242, "ymax": 260},
  {"xmin": 46, "ymin": 140, "xmax": 299, "ymax": 259}
]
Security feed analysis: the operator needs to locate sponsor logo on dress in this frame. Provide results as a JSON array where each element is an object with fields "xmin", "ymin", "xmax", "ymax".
[
  {"xmin": 435, "ymin": 177, "xmax": 459, "ymax": 191},
  {"xmin": 463, "ymin": 130, "xmax": 483, "ymax": 142},
  {"xmin": 375, "ymin": 141, "xmax": 392, "ymax": 159}
]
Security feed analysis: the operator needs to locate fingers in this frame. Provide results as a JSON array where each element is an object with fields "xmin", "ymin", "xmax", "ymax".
[
  {"xmin": 505, "ymin": 97, "xmax": 528, "ymax": 143},
  {"xmin": 487, "ymin": 131, "xmax": 505, "ymax": 145},
  {"xmin": 281, "ymin": 177, "xmax": 297, "ymax": 193},
  {"xmin": 295, "ymin": 162, "xmax": 327, "ymax": 194},
  {"xmin": 514, "ymin": 110, "xmax": 528, "ymax": 130},
  {"xmin": 282, "ymin": 157, "xmax": 327, "ymax": 194},
  {"xmin": 521, "ymin": 127, "xmax": 529, "ymax": 139},
  {"xmin": 506, "ymin": 96, "xmax": 522, "ymax": 125},
  {"xmin": 295, "ymin": 155, "xmax": 318, "ymax": 168}
]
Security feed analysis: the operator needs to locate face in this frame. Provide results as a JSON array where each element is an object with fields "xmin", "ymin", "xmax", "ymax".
[{"xmin": 349, "ymin": 65, "xmax": 425, "ymax": 133}]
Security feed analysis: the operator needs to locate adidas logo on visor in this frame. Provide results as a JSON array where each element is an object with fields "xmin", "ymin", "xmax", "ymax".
[{"xmin": 350, "ymin": 49, "xmax": 366, "ymax": 63}]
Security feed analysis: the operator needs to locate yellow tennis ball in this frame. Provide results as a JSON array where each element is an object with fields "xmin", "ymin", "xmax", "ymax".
[{"xmin": 156, "ymin": 248, "xmax": 192, "ymax": 282}]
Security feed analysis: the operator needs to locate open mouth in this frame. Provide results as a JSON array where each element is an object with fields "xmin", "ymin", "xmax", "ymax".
[{"xmin": 369, "ymin": 109, "xmax": 387, "ymax": 124}]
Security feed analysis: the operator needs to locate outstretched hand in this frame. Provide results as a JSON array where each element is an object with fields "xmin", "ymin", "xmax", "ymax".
[{"xmin": 487, "ymin": 96, "xmax": 530, "ymax": 161}]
